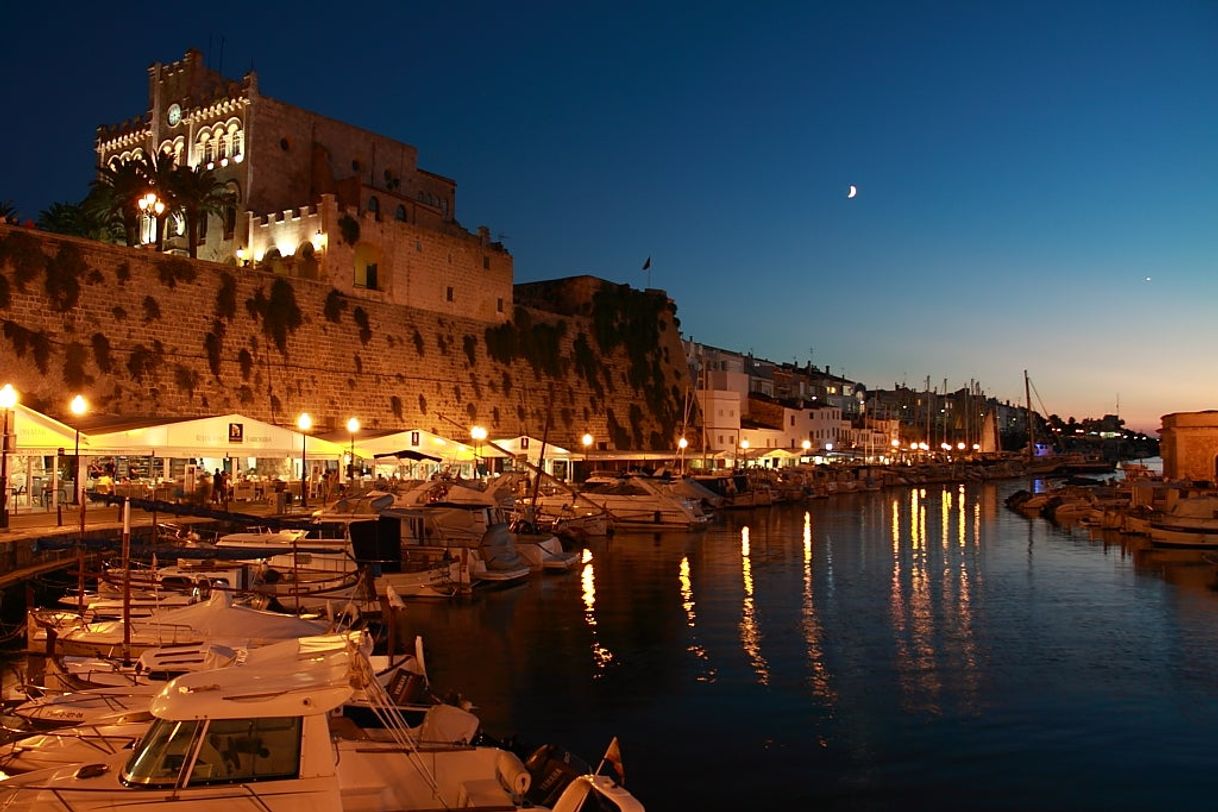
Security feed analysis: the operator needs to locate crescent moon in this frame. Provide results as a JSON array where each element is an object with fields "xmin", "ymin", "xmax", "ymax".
[{"xmin": 847, "ymin": 185, "xmax": 858, "ymax": 199}]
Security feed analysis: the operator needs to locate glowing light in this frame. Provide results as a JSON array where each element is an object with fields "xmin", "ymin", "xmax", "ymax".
[
  {"xmin": 346, "ymin": 417, "xmax": 361, "ymax": 434},
  {"xmin": 0, "ymin": 384, "xmax": 17, "ymax": 410},
  {"xmin": 233, "ymin": 153, "xmax": 244, "ymax": 164},
  {"xmin": 801, "ymin": 439, "xmax": 812, "ymax": 451},
  {"xmin": 310, "ymin": 231, "xmax": 328, "ymax": 253},
  {"xmin": 470, "ymin": 425, "xmax": 487, "ymax": 442},
  {"xmin": 678, "ymin": 437, "xmax": 689, "ymax": 450},
  {"xmin": 70, "ymin": 394, "xmax": 89, "ymax": 417},
  {"xmin": 581, "ymin": 433, "xmax": 593, "ymax": 449},
  {"xmin": 296, "ymin": 412, "xmax": 313, "ymax": 432},
  {"xmin": 825, "ymin": 443, "xmax": 833, "ymax": 452}
]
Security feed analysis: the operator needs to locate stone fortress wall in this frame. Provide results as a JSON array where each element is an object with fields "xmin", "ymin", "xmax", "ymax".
[{"xmin": 0, "ymin": 225, "xmax": 693, "ymax": 451}]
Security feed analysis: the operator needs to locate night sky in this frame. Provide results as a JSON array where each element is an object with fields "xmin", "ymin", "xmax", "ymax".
[{"xmin": 3, "ymin": 1, "xmax": 1215, "ymax": 431}]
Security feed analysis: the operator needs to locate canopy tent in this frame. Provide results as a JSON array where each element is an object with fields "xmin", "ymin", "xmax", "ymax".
[
  {"xmin": 9, "ymin": 404, "xmax": 87, "ymax": 452},
  {"xmin": 81, "ymin": 413, "xmax": 346, "ymax": 459},
  {"xmin": 488, "ymin": 435, "xmax": 571, "ymax": 465},
  {"xmin": 353, "ymin": 428, "xmax": 484, "ymax": 463}
]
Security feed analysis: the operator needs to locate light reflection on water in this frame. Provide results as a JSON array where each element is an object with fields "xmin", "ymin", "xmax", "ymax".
[{"xmin": 397, "ymin": 479, "xmax": 1218, "ymax": 810}]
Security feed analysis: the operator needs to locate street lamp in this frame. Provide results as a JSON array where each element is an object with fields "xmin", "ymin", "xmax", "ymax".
[
  {"xmin": 470, "ymin": 425, "xmax": 487, "ymax": 477},
  {"xmin": 137, "ymin": 192, "xmax": 166, "ymax": 247},
  {"xmin": 739, "ymin": 438, "xmax": 750, "ymax": 469},
  {"xmin": 346, "ymin": 417, "xmax": 360, "ymax": 489},
  {"xmin": 678, "ymin": 436, "xmax": 688, "ymax": 475},
  {"xmin": 580, "ymin": 433, "xmax": 593, "ymax": 481},
  {"xmin": 0, "ymin": 384, "xmax": 17, "ymax": 530},
  {"xmin": 70, "ymin": 394, "xmax": 88, "ymax": 613},
  {"xmin": 801, "ymin": 439, "xmax": 812, "ymax": 458},
  {"xmin": 296, "ymin": 412, "xmax": 312, "ymax": 509}
]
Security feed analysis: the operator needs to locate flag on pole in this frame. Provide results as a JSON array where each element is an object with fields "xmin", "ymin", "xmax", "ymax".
[
  {"xmin": 597, "ymin": 736, "xmax": 625, "ymax": 786},
  {"xmin": 641, "ymin": 257, "xmax": 651, "ymax": 271}
]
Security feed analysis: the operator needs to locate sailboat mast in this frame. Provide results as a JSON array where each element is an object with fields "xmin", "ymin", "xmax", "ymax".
[{"xmin": 1024, "ymin": 369, "xmax": 1034, "ymax": 463}]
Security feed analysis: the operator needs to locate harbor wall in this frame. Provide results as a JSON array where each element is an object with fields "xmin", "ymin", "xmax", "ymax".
[{"xmin": 0, "ymin": 225, "xmax": 693, "ymax": 450}]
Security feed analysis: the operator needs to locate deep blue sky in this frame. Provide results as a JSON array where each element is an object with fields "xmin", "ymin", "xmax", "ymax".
[{"xmin": 3, "ymin": 1, "xmax": 1215, "ymax": 430}]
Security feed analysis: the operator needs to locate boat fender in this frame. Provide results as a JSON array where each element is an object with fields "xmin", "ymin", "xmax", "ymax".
[{"xmin": 496, "ymin": 749, "xmax": 532, "ymax": 798}]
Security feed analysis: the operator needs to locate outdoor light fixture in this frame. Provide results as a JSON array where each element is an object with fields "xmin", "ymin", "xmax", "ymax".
[
  {"xmin": 296, "ymin": 412, "xmax": 312, "ymax": 509},
  {"xmin": 69, "ymin": 394, "xmax": 89, "ymax": 614},
  {"xmin": 0, "ymin": 384, "xmax": 17, "ymax": 530},
  {"xmin": 346, "ymin": 417, "xmax": 360, "ymax": 486}
]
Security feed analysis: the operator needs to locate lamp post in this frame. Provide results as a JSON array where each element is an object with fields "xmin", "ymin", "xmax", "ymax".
[
  {"xmin": 470, "ymin": 425, "xmax": 487, "ymax": 478},
  {"xmin": 296, "ymin": 413, "xmax": 312, "ymax": 509},
  {"xmin": 739, "ymin": 438, "xmax": 750, "ymax": 469},
  {"xmin": 677, "ymin": 436, "xmax": 688, "ymax": 476},
  {"xmin": 581, "ymin": 433, "xmax": 593, "ymax": 481},
  {"xmin": 70, "ymin": 394, "xmax": 88, "ymax": 614},
  {"xmin": 801, "ymin": 439, "xmax": 812, "ymax": 458},
  {"xmin": 137, "ymin": 192, "xmax": 166, "ymax": 248},
  {"xmin": 0, "ymin": 384, "xmax": 16, "ymax": 530},
  {"xmin": 346, "ymin": 417, "xmax": 360, "ymax": 489}
]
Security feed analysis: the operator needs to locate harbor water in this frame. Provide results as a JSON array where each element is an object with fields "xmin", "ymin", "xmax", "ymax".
[{"xmin": 405, "ymin": 477, "xmax": 1218, "ymax": 810}]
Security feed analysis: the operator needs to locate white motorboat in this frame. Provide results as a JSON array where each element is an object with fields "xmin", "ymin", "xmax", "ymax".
[
  {"xmin": 33, "ymin": 591, "xmax": 329, "ymax": 660},
  {"xmin": 536, "ymin": 474, "xmax": 710, "ymax": 531},
  {"xmin": 0, "ymin": 634, "xmax": 644, "ymax": 811}
]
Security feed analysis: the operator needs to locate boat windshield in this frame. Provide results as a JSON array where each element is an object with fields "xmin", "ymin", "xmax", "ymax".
[
  {"xmin": 123, "ymin": 718, "xmax": 203, "ymax": 786},
  {"xmin": 122, "ymin": 716, "xmax": 303, "ymax": 787}
]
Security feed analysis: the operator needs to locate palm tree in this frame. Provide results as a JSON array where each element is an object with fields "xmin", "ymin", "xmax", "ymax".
[
  {"xmin": 0, "ymin": 201, "xmax": 18, "ymax": 225},
  {"xmin": 37, "ymin": 200, "xmax": 119, "ymax": 241},
  {"xmin": 168, "ymin": 164, "xmax": 235, "ymax": 258},
  {"xmin": 88, "ymin": 160, "xmax": 146, "ymax": 246}
]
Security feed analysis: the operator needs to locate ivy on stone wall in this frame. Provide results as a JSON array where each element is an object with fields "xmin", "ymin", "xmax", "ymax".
[
  {"xmin": 238, "ymin": 386, "xmax": 254, "ymax": 405},
  {"xmin": 143, "ymin": 296, "xmax": 161, "ymax": 322},
  {"xmin": 492, "ymin": 406, "xmax": 500, "ymax": 427},
  {"xmin": 174, "ymin": 365, "xmax": 200, "ymax": 399},
  {"xmin": 44, "ymin": 243, "xmax": 88, "ymax": 312},
  {"xmin": 237, "ymin": 348, "xmax": 253, "ymax": 381},
  {"xmin": 62, "ymin": 342, "xmax": 92, "ymax": 389},
  {"xmin": 605, "ymin": 408, "xmax": 631, "ymax": 450},
  {"xmin": 215, "ymin": 273, "xmax": 237, "ymax": 321},
  {"xmin": 571, "ymin": 332, "xmax": 603, "ymax": 397},
  {"xmin": 91, "ymin": 333, "xmax": 113, "ymax": 373},
  {"xmin": 418, "ymin": 394, "xmax": 428, "ymax": 415},
  {"xmin": 2, "ymin": 321, "xmax": 52, "ymax": 373},
  {"xmin": 324, "ymin": 289, "xmax": 346, "ymax": 323},
  {"xmin": 111, "ymin": 306, "xmax": 127, "ymax": 322},
  {"xmin": 0, "ymin": 274, "xmax": 10, "ymax": 309},
  {"xmin": 354, "ymin": 354, "xmax": 363, "ymax": 374},
  {"xmin": 86, "ymin": 268, "xmax": 104, "ymax": 285},
  {"xmin": 501, "ymin": 371, "xmax": 513, "ymax": 397},
  {"xmin": 436, "ymin": 334, "xmax": 449, "ymax": 355},
  {"xmin": 353, "ymin": 307, "xmax": 372, "ymax": 345},
  {"xmin": 127, "ymin": 343, "xmax": 162, "ymax": 382},
  {"xmin": 465, "ymin": 402, "xmax": 477, "ymax": 422},
  {"xmin": 462, "ymin": 335, "xmax": 478, "ymax": 367},
  {"xmin": 412, "ymin": 329, "xmax": 424, "ymax": 357},
  {"xmin": 483, "ymin": 308, "xmax": 567, "ymax": 377},
  {"xmin": 204, "ymin": 330, "xmax": 223, "ymax": 380},
  {"xmin": 390, "ymin": 395, "xmax": 404, "ymax": 421},
  {"xmin": 115, "ymin": 262, "xmax": 131, "ymax": 284},
  {"xmin": 157, "ymin": 258, "xmax": 197, "ymax": 289},
  {"xmin": 0, "ymin": 230, "xmax": 45, "ymax": 291},
  {"xmin": 246, "ymin": 278, "xmax": 303, "ymax": 355}
]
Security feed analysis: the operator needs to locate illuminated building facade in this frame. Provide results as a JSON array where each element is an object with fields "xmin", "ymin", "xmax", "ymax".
[{"xmin": 95, "ymin": 49, "xmax": 511, "ymax": 321}]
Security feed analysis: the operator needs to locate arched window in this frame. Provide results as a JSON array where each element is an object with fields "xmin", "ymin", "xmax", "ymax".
[
  {"xmin": 367, "ymin": 196, "xmax": 380, "ymax": 220},
  {"xmin": 394, "ymin": 204, "xmax": 407, "ymax": 222}
]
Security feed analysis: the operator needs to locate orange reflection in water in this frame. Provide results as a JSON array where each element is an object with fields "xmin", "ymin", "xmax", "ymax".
[
  {"xmin": 581, "ymin": 553, "xmax": 615, "ymax": 675},
  {"xmin": 740, "ymin": 525, "xmax": 770, "ymax": 686},
  {"xmin": 802, "ymin": 511, "xmax": 836, "ymax": 703},
  {"xmin": 680, "ymin": 556, "xmax": 714, "ymax": 681}
]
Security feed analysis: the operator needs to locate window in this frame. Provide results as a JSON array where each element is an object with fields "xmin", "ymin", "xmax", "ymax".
[
  {"xmin": 496, "ymin": 297, "xmax": 504, "ymax": 313},
  {"xmin": 446, "ymin": 286, "xmax": 454, "ymax": 302},
  {"xmin": 357, "ymin": 262, "xmax": 378, "ymax": 289},
  {"xmin": 367, "ymin": 196, "xmax": 380, "ymax": 220},
  {"xmin": 790, "ymin": 416, "xmax": 795, "ymax": 426},
  {"xmin": 187, "ymin": 717, "xmax": 302, "ymax": 786},
  {"xmin": 123, "ymin": 718, "xmax": 202, "ymax": 786},
  {"xmin": 395, "ymin": 204, "xmax": 407, "ymax": 222}
]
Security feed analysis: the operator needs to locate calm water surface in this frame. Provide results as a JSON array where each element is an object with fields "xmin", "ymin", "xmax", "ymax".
[{"xmin": 406, "ymin": 479, "xmax": 1218, "ymax": 810}]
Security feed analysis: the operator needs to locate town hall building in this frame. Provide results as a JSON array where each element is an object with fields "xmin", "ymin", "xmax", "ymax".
[{"xmin": 95, "ymin": 48, "xmax": 512, "ymax": 322}]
